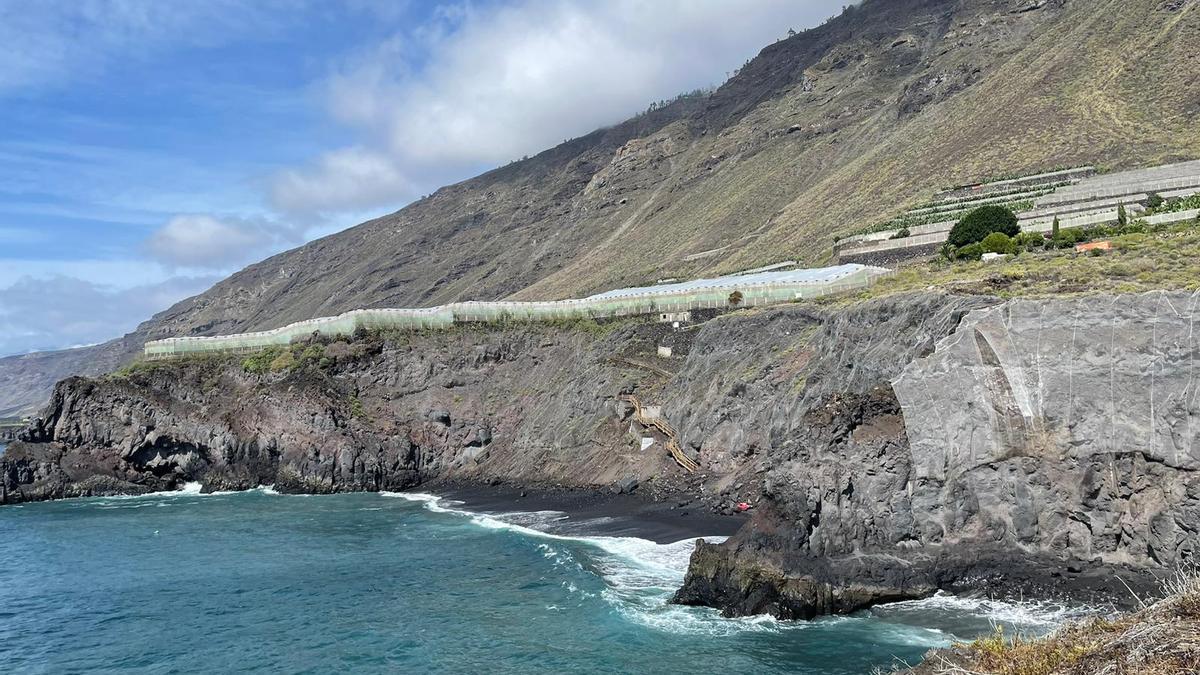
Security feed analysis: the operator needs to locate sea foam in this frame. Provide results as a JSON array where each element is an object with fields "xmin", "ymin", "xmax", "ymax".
[{"xmin": 381, "ymin": 491, "xmax": 1094, "ymax": 641}]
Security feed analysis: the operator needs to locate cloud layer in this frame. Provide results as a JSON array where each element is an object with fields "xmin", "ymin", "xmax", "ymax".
[
  {"xmin": 143, "ymin": 214, "xmax": 306, "ymax": 270},
  {"xmin": 0, "ymin": 275, "xmax": 219, "ymax": 355},
  {"xmin": 271, "ymin": 0, "xmax": 843, "ymax": 216},
  {"xmin": 0, "ymin": 0, "xmax": 303, "ymax": 93}
]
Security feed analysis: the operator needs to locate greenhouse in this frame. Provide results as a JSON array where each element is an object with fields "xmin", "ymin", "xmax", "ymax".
[{"xmin": 144, "ymin": 263, "xmax": 891, "ymax": 358}]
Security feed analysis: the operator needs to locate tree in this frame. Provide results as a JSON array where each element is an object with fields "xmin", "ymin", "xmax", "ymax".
[
  {"xmin": 1117, "ymin": 203, "xmax": 1128, "ymax": 226},
  {"xmin": 1051, "ymin": 215, "xmax": 1061, "ymax": 239},
  {"xmin": 948, "ymin": 205, "xmax": 1020, "ymax": 248},
  {"xmin": 728, "ymin": 290, "xmax": 744, "ymax": 306}
]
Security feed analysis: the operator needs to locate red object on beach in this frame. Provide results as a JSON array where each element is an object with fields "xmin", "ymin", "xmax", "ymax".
[{"xmin": 736, "ymin": 502, "xmax": 751, "ymax": 512}]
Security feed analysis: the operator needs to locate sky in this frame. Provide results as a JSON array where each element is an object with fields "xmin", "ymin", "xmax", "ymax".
[{"xmin": 0, "ymin": 0, "xmax": 844, "ymax": 357}]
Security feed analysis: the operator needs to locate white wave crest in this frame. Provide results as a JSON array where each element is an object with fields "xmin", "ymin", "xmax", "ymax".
[
  {"xmin": 879, "ymin": 591, "xmax": 1103, "ymax": 630},
  {"xmin": 380, "ymin": 492, "xmax": 1091, "ymax": 642},
  {"xmin": 381, "ymin": 491, "xmax": 755, "ymax": 635}
]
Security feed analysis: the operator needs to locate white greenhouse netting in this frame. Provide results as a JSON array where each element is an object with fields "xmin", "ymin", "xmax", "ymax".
[{"xmin": 144, "ymin": 264, "xmax": 893, "ymax": 357}]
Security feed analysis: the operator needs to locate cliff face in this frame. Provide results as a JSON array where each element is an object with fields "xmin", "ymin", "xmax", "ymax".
[
  {"xmin": 894, "ymin": 293, "xmax": 1200, "ymax": 566},
  {"xmin": 674, "ymin": 292, "xmax": 1200, "ymax": 618},
  {"xmin": 2, "ymin": 320, "xmax": 695, "ymax": 502},
  {"xmin": 6, "ymin": 0, "xmax": 1200, "ymax": 416},
  {"xmin": 6, "ymin": 292, "xmax": 1199, "ymax": 619}
]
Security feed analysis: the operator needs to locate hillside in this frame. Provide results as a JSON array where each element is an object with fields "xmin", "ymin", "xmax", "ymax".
[{"xmin": 2, "ymin": 0, "xmax": 1198, "ymax": 416}]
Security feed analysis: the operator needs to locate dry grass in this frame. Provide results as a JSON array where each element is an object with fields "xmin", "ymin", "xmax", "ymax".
[{"xmin": 909, "ymin": 564, "xmax": 1200, "ymax": 675}]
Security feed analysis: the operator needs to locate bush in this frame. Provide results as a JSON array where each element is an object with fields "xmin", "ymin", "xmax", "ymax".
[
  {"xmin": 1050, "ymin": 226, "xmax": 1087, "ymax": 249},
  {"xmin": 1014, "ymin": 231, "xmax": 1045, "ymax": 250},
  {"xmin": 948, "ymin": 205, "xmax": 1020, "ymax": 247},
  {"xmin": 955, "ymin": 243, "xmax": 984, "ymax": 261},
  {"xmin": 269, "ymin": 351, "xmax": 296, "ymax": 372},
  {"xmin": 938, "ymin": 242, "xmax": 957, "ymax": 261},
  {"xmin": 243, "ymin": 346, "xmax": 285, "ymax": 374},
  {"xmin": 1117, "ymin": 203, "xmax": 1128, "ymax": 226},
  {"xmin": 981, "ymin": 232, "xmax": 1013, "ymax": 254},
  {"xmin": 1147, "ymin": 192, "xmax": 1164, "ymax": 210},
  {"xmin": 890, "ymin": 227, "xmax": 910, "ymax": 239},
  {"xmin": 1051, "ymin": 216, "xmax": 1060, "ymax": 238},
  {"xmin": 299, "ymin": 344, "xmax": 325, "ymax": 363}
]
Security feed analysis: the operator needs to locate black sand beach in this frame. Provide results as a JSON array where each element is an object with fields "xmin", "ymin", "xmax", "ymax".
[{"xmin": 425, "ymin": 480, "xmax": 748, "ymax": 544}]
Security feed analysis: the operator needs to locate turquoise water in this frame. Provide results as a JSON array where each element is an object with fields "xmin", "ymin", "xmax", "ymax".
[{"xmin": 0, "ymin": 488, "xmax": 1079, "ymax": 674}]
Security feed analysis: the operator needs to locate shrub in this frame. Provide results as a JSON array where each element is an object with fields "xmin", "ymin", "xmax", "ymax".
[
  {"xmin": 1048, "ymin": 226, "xmax": 1087, "ymax": 249},
  {"xmin": 955, "ymin": 243, "xmax": 984, "ymax": 261},
  {"xmin": 349, "ymin": 396, "xmax": 367, "ymax": 420},
  {"xmin": 1117, "ymin": 203, "xmax": 1128, "ymax": 226},
  {"xmin": 1014, "ymin": 231, "xmax": 1045, "ymax": 250},
  {"xmin": 728, "ymin": 290, "xmax": 744, "ymax": 306},
  {"xmin": 1051, "ymin": 216, "xmax": 1061, "ymax": 238},
  {"xmin": 890, "ymin": 227, "xmax": 910, "ymax": 239},
  {"xmin": 938, "ymin": 242, "xmax": 957, "ymax": 261},
  {"xmin": 1146, "ymin": 192, "xmax": 1164, "ymax": 210},
  {"xmin": 981, "ymin": 232, "xmax": 1013, "ymax": 254},
  {"xmin": 948, "ymin": 205, "xmax": 1020, "ymax": 247},
  {"xmin": 1062, "ymin": 226, "xmax": 1086, "ymax": 242},
  {"xmin": 242, "ymin": 346, "xmax": 285, "ymax": 374},
  {"xmin": 268, "ymin": 351, "xmax": 296, "ymax": 372},
  {"xmin": 299, "ymin": 344, "xmax": 325, "ymax": 363}
]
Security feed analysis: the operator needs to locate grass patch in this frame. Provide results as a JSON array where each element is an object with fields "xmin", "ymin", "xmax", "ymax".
[
  {"xmin": 109, "ymin": 352, "xmax": 232, "ymax": 380},
  {"xmin": 241, "ymin": 342, "xmax": 330, "ymax": 374}
]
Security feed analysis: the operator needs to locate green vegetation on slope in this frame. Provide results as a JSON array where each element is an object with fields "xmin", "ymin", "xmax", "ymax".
[{"xmin": 854, "ymin": 217, "xmax": 1200, "ymax": 300}]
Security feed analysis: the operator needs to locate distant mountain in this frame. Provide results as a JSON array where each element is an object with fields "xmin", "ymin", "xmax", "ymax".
[{"xmin": 3, "ymin": 0, "xmax": 1197, "ymax": 416}]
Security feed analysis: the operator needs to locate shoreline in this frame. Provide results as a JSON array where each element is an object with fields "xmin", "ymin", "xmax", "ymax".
[
  {"xmin": 421, "ymin": 478, "xmax": 748, "ymax": 544},
  {"xmin": 1, "ymin": 474, "xmax": 747, "ymax": 545}
]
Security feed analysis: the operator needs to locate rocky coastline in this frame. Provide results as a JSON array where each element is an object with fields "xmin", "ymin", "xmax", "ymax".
[{"xmin": 3, "ymin": 291, "xmax": 1197, "ymax": 620}]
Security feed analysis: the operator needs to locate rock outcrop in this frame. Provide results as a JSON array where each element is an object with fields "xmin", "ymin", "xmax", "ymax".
[{"xmin": 675, "ymin": 291, "xmax": 1199, "ymax": 618}]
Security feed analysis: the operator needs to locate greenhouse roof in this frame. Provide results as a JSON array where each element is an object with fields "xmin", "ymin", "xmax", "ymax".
[{"xmin": 585, "ymin": 264, "xmax": 884, "ymax": 300}]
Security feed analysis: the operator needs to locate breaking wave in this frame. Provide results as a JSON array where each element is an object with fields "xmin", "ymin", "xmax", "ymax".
[{"xmin": 382, "ymin": 491, "xmax": 1085, "ymax": 642}]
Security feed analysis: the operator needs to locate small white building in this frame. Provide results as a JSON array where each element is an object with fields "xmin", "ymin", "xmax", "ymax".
[{"xmin": 657, "ymin": 311, "xmax": 691, "ymax": 324}]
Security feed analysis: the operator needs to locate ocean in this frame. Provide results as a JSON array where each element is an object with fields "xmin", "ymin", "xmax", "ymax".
[{"xmin": 0, "ymin": 486, "xmax": 1085, "ymax": 674}]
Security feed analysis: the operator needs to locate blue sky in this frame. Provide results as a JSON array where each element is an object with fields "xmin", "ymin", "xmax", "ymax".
[{"xmin": 0, "ymin": 0, "xmax": 842, "ymax": 357}]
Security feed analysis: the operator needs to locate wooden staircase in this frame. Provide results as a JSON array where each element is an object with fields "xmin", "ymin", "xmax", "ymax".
[{"xmin": 620, "ymin": 394, "xmax": 699, "ymax": 473}]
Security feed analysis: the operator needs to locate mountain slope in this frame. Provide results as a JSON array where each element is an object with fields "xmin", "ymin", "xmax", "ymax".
[{"xmin": 3, "ymin": 0, "xmax": 1198, "ymax": 416}]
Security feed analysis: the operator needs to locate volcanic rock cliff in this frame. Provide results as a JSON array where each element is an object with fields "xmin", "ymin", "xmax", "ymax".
[
  {"xmin": 674, "ymin": 291, "xmax": 1200, "ymax": 617},
  {"xmin": 4, "ymin": 0, "xmax": 1199, "ymax": 416},
  {"xmin": 6, "ymin": 291, "xmax": 1196, "ymax": 617}
]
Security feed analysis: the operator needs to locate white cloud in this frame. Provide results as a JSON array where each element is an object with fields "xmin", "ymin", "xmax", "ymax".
[
  {"xmin": 271, "ymin": 147, "xmax": 415, "ymax": 216},
  {"xmin": 272, "ymin": 0, "xmax": 844, "ymax": 216},
  {"xmin": 143, "ymin": 214, "xmax": 307, "ymax": 270},
  {"xmin": 0, "ymin": 274, "xmax": 219, "ymax": 356}
]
